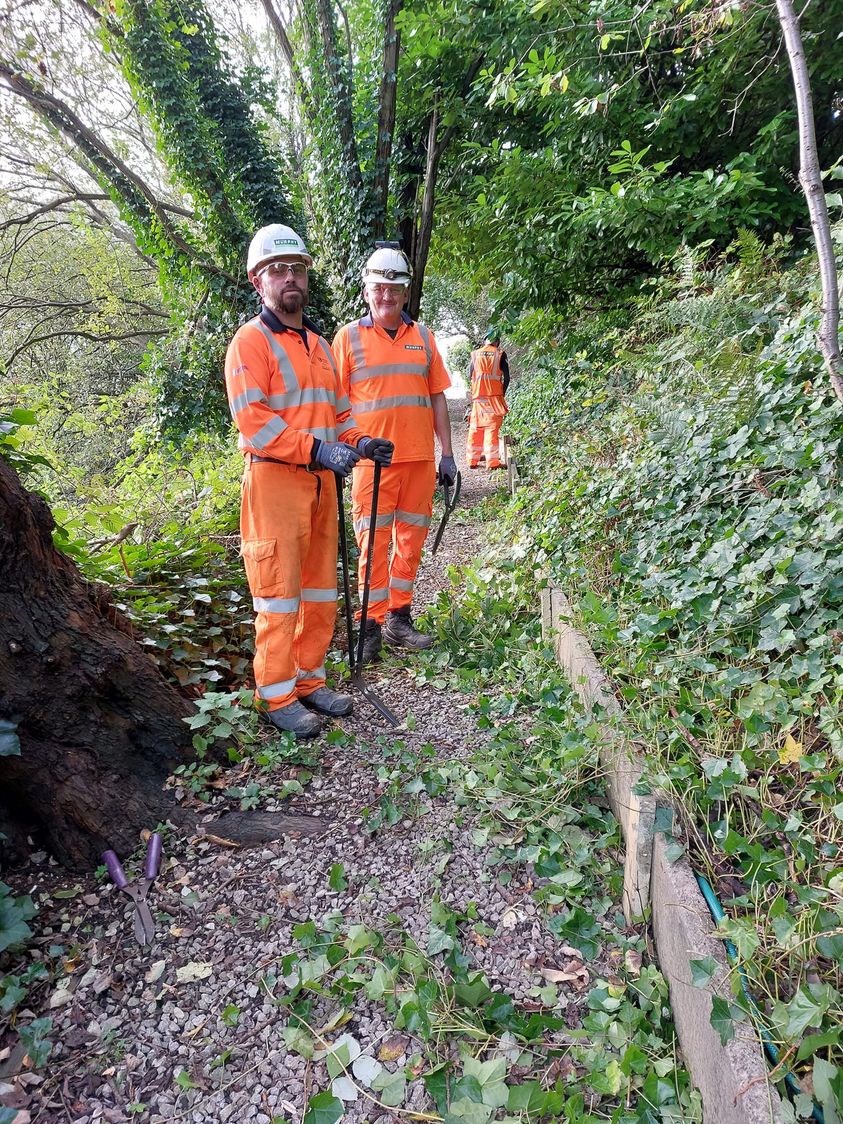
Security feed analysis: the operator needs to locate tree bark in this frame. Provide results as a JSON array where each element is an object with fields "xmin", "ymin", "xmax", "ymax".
[
  {"xmin": 0, "ymin": 459, "xmax": 194, "ymax": 870},
  {"xmin": 775, "ymin": 0, "xmax": 843, "ymax": 404},
  {"xmin": 372, "ymin": 0, "xmax": 402, "ymax": 241}
]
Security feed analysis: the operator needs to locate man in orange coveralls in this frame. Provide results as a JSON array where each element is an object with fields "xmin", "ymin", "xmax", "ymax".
[
  {"xmin": 225, "ymin": 224, "xmax": 393, "ymax": 738},
  {"xmin": 466, "ymin": 329, "xmax": 510, "ymax": 469},
  {"xmin": 333, "ymin": 243, "xmax": 455, "ymax": 665}
]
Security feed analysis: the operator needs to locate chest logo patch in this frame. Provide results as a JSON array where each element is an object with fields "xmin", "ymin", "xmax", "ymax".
[{"xmin": 404, "ymin": 344, "xmax": 424, "ymax": 351}]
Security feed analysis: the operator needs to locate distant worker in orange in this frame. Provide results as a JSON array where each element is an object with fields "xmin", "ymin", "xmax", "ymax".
[
  {"xmin": 225, "ymin": 224, "xmax": 393, "ymax": 738},
  {"xmin": 466, "ymin": 329, "xmax": 510, "ymax": 469},
  {"xmin": 333, "ymin": 243, "xmax": 455, "ymax": 665}
]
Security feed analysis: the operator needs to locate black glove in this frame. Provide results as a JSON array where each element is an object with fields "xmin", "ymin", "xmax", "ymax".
[
  {"xmin": 314, "ymin": 440, "xmax": 362, "ymax": 478},
  {"xmin": 437, "ymin": 455, "xmax": 457, "ymax": 486},
  {"xmin": 358, "ymin": 436, "xmax": 394, "ymax": 466}
]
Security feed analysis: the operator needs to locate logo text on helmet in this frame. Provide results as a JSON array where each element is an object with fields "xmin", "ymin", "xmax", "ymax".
[{"xmin": 273, "ymin": 237, "xmax": 299, "ymax": 247}]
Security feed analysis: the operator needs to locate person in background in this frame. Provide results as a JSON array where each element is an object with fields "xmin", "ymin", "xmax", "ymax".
[
  {"xmin": 224, "ymin": 223, "xmax": 393, "ymax": 737},
  {"xmin": 466, "ymin": 329, "xmax": 510, "ymax": 469},
  {"xmin": 332, "ymin": 242, "xmax": 455, "ymax": 665}
]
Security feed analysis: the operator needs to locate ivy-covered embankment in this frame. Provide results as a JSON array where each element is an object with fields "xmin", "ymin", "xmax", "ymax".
[{"xmin": 495, "ymin": 233, "xmax": 842, "ymax": 1116}]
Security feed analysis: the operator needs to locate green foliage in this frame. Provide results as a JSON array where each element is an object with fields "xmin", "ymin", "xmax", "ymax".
[
  {"xmin": 0, "ymin": 882, "xmax": 37, "ymax": 954},
  {"xmin": 431, "ymin": 0, "xmax": 843, "ymax": 315},
  {"xmin": 500, "ymin": 236, "xmax": 843, "ymax": 1084}
]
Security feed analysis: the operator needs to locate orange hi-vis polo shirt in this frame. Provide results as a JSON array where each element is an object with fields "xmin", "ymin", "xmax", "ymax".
[
  {"xmin": 470, "ymin": 344, "xmax": 505, "ymax": 399},
  {"xmin": 332, "ymin": 312, "xmax": 451, "ymax": 464},
  {"xmin": 225, "ymin": 312, "xmax": 364, "ymax": 463}
]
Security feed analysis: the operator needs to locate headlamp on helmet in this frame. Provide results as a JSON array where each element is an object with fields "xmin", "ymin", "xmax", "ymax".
[{"xmin": 362, "ymin": 243, "xmax": 412, "ymax": 287}]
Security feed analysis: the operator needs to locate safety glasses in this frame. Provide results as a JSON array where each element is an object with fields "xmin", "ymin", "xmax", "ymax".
[{"xmin": 258, "ymin": 261, "xmax": 308, "ymax": 279}]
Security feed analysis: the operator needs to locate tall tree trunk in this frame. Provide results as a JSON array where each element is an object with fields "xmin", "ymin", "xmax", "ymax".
[
  {"xmin": 372, "ymin": 0, "xmax": 402, "ymax": 241},
  {"xmin": 0, "ymin": 459, "xmax": 193, "ymax": 870},
  {"xmin": 775, "ymin": 0, "xmax": 843, "ymax": 404}
]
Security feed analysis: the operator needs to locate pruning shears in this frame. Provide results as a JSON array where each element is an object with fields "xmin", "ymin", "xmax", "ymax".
[
  {"xmin": 431, "ymin": 471, "xmax": 462, "ymax": 555},
  {"xmin": 102, "ymin": 833, "xmax": 162, "ymax": 947}
]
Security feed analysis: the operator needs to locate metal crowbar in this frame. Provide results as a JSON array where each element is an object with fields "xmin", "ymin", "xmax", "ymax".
[
  {"xmin": 336, "ymin": 468, "xmax": 400, "ymax": 727},
  {"xmin": 431, "ymin": 470, "xmax": 462, "ymax": 555}
]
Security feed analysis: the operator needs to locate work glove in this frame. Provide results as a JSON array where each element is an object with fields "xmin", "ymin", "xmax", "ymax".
[
  {"xmin": 358, "ymin": 436, "xmax": 394, "ymax": 466},
  {"xmin": 437, "ymin": 455, "xmax": 457, "ymax": 487},
  {"xmin": 314, "ymin": 440, "xmax": 362, "ymax": 478}
]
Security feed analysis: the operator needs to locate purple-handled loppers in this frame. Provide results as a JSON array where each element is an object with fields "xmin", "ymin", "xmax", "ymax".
[{"xmin": 102, "ymin": 833, "xmax": 162, "ymax": 947}]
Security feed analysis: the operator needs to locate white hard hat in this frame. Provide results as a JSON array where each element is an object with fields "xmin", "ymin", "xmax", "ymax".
[
  {"xmin": 247, "ymin": 224, "xmax": 313, "ymax": 276},
  {"xmin": 361, "ymin": 245, "xmax": 412, "ymax": 285}
]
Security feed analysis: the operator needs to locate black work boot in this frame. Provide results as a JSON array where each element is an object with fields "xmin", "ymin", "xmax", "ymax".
[
  {"xmin": 301, "ymin": 686, "xmax": 353, "ymax": 717},
  {"xmin": 266, "ymin": 700, "xmax": 323, "ymax": 739},
  {"xmin": 359, "ymin": 619, "xmax": 383, "ymax": 665},
  {"xmin": 383, "ymin": 609, "xmax": 434, "ymax": 650}
]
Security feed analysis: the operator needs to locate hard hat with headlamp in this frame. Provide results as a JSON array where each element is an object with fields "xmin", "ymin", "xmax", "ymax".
[
  {"xmin": 361, "ymin": 241, "xmax": 412, "ymax": 286},
  {"xmin": 247, "ymin": 224, "xmax": 313, "ymax": 278}
]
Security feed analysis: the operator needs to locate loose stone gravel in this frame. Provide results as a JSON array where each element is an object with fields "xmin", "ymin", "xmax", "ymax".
[{"xmin": 6, "ymin": 405, "xmax": 591, "ymax": 1123}]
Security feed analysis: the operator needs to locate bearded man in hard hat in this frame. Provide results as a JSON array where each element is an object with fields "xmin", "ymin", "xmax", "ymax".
[
  {"xmin": 466, "ymin": 328, "xmax": 510, "ymax": 469},
  {"xmin": 225, "ymin": 224, "xmax": 394, "ymax": 738},
  {"xmin": 332, "ymin": 243, "xmax": 456, "ymax": 664}
]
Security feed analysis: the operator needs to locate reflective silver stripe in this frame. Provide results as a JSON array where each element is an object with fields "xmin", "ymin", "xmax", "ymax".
[
  {"xmin": 297, "ymin": 665, "xmax": 326, "ymax": 681},
  {"xmin": 254, "ymin": 321, "xmax": 301, "ymax": 391},
  {"xmin": 349, "ymin": 362, "xmax": 428, "ymax": 384},
  {"xmin": 301, "ymin": 587, "xmax": 336, "ymax": 602},
  {"xmin": 349, "ymin": 323, "xmax": 367, "ymax": 373},
  {"xmin": 354, "ymin": 395, "xmax": 431, "ymax": 413},
  {"xmin": 354, "ymin": 512, "xmax": 394, "ymax": 534},
  {"xmin": 230, "ymin": 386, "xmax": 267, "ymax": 415},
  {"xmin": 396, "ymin": 509, "xmax": 432, "ymax": 528},
  {"xmin": 249, "ymin": 415, "xmax": 287, "ymax": 449},
  {"xmin": 337, "ymin": 393, "xmax": 353, "ymax": 414},
  {"xmin": 257, "ymin": 677, "xmax": 297, "ymax": 700},
  {"xmin": 253, "ymin": 596, "xmax": 300, "ymax": 614},
  {"xmin": 389, "ymin": 576, "xmax": 414, "ymax": 591},
  {"xmin": 417, "ymin": 323, "xmax": 433, "ymax": 367},
  {"xmin": 268, "ymin": 387, "xmax": 335, "ymax": 410},
  {"xmin": 366, "ymin": 587, "xmax": 389, "ymax": 602},
  {"xmin": 308, "ymin": 426, "xmax": 337, "ymax": 440},
  {"xmin": 336, "ymin": 418, "xmax": 357, "ymax": 437}
]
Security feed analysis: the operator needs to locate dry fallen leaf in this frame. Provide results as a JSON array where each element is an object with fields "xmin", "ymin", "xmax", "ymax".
[
  {"xmin": 778, "ymin": 732, "xmax": 803, "ymax": 765},
  {"xmin": 501, "ymin": 907, "xmax": 520, "ymax": 929},
  {"xmin": 541, "ymin": 959, "xmax": 590, "ymax": 989},
  {"xmin": 144, "ymin": 960, "xmax": 166, "ymax": 984},
  {"xmin": 175, "ymin": 961, "xmax": 213, "ymax": 985},
  {"xmin": 377, "ymin": 1034, "xmax": 409, "ymax": 1063},
  {"xmin": 624, "ymin": 949, "xmax": 642, "ymax": 977}
]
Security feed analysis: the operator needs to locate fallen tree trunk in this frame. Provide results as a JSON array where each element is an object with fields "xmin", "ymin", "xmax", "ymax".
[{"xmin": 0, "ymin": 458, "xmax": 195, "ymax": 870}]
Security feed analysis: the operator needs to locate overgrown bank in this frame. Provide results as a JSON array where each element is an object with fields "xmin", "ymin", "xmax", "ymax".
[{"xmin": 498, "ymin": 233, "xmax": 843, "ymax": 1118}]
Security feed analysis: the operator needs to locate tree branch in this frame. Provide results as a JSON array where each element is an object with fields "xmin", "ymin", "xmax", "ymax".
[{"xmin": 775, "ymin": 0, "xmax": 842, "ymax": 402}]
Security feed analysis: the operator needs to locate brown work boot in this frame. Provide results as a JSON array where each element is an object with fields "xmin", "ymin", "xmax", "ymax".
[
  {"xmin": 360, "ymin": 619, "xmax": 383, "ymax": 665},
  {"xmin": 383, "ymin": 609, "xmax": 433, "ymax": 650}
]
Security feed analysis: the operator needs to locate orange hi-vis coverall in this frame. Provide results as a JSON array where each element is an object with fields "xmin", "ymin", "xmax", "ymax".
[
  {"xmin": 225, "ymin": 308, "xmax": 364, "ymax": 712},
  {"xmin": 332, "ymin": 312, "xmax": 451, "ymax": 622},
  {"xmin": 467, "ymin": 343, "xmax": 508, "ymax": 468}
]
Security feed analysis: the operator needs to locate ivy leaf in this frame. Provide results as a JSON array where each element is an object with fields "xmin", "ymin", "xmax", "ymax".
[
  {"xmin": 371, "ymin": 1066, "xmax": 406, "ymax": 1107},
  {"xmin": 428, "ymin": 924, "xmax": 455, "ymax": 954},
  {"xmin": 710, "ymin": 996, "xmax": 742, "ymax": 1045},
  {"xmin": 812, "ymin": 1058, "xmax": 843, "ymax": 1123},
  {"xmin": 328, "ymin": 863, "xmax": 347, "ymax": 892},
  {"xmin": 302, "ymin": 1092, "xmax": 343, "ymax": 1124},
  {"xmin": 690, "ymin": 957, "xmax": 718, "ymax": 988}
]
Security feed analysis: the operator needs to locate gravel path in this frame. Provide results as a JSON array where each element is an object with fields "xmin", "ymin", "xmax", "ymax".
[{"xmin": 3, "ymin": 406, "xmax": 594, "ymax": 1124}]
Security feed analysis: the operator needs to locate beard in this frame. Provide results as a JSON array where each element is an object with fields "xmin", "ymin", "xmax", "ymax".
[{"xmin": 267, "ymin": 285, "xmax": 307, "ymax": 316}]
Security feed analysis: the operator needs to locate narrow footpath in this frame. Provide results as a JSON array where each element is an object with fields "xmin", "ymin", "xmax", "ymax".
[{"xmin": 6, "ymin": 404, "xmax": 694, "ymax": 1124}]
